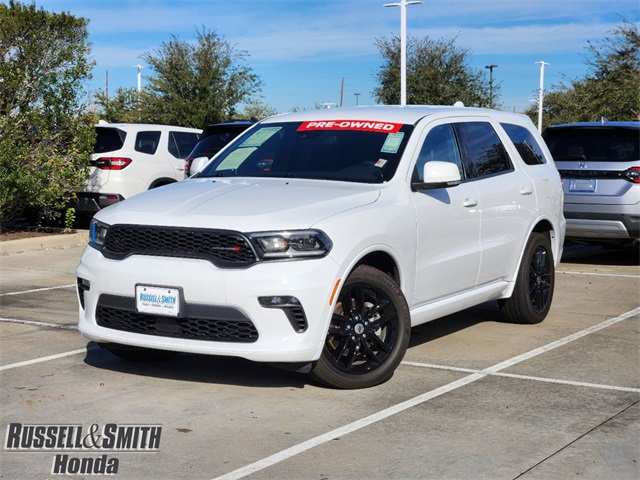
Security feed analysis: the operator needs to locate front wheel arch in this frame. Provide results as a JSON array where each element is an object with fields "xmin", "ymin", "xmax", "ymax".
[{"xmin": 310, "ymin": 265, "xmax": 411, "ymax": 389}]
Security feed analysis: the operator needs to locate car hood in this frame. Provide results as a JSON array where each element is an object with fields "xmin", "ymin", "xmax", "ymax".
[{"xmin": 96, "ymin": 177, "xmax": 381, "ymax": 231}]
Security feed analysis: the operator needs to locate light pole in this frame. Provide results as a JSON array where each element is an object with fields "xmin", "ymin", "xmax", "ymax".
[
  {"xmin": 535, "ymin": 61, "xmax": 549, "ymax": 132},
  {"xmin": 354, "ymin": 92, "xmax": 361, "ymax": 106},
  {"xmin": 485, "ymin": 64, "xmax": 497, "ymax": 109},
  {"xmin": 384, "ymin": 0, "xmax": 423, "ymax": 106},
  {"xmin": 134, "ymin": 64, "xmax": 144, "ymax": 92}
]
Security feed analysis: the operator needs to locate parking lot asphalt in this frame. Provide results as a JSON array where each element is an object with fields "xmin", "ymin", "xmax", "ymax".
[{"xmin": 0, "ymin": 235, "xmax": 638, "ymax": 480}]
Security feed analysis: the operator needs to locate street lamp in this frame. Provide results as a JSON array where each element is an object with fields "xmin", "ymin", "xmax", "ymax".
[
  {"xmin": 535, "ymin": 61, "xmax": 550, "ymax": 132},
  {"xmin": 354, "ymin": 92, "xmax": 361, "ymax": 106},
  {"xmin": 134, "ymin": 64, "xmax": 144, "ymax": 92},
  {"xmin": 384, "ymin": 0, "xmax": 423, "ymax": 106},
  {"xmin": 485, "ymin": 64, "xmax": 498, "ymax": 109}
]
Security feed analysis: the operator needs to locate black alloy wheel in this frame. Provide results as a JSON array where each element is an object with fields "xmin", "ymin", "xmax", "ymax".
[
  {"xmin": 499, "ymin": 232, "xmax": 555, "ymax": 324},
  {"xmin": 310, "ymin": 265, "xmax": 410, "ymax": 389}
]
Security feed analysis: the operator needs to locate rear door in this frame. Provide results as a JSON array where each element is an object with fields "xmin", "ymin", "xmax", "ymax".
[{"xmin": 455, "ymin": 120, "xmax": 538, "ymax": 286}]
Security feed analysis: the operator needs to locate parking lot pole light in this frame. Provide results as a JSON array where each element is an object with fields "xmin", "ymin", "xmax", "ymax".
[
  {"xmin": 384, "ymin": 0, "xmax": 423, "ymax": 106},
  {"xmin": 485, "ymin": 64, "xmax": 498, "ymax": 109},
  {"xmin": 134, "ymin": 64, "xmax": 144, "ymax": 93},
  {"xmin": 535, "ymin": 61, "xmax": 549, "ymax": 132}
]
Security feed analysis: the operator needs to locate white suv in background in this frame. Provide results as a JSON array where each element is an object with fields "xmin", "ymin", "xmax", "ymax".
[
  {"xmin": 77, "ymin": 106, "xmax": 565, "ymax": 389},
  {"xmin": 74, "ymin": 122, "xmax": 201, "ymax": 213}
]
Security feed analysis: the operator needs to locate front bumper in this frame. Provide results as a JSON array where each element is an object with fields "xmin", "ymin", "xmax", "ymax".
[{"xmin": 76, "ymin": 246, "xmax": 341, "ymax": 363}]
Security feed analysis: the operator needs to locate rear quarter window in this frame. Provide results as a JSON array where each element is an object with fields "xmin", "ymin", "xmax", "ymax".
[
  {"xmin": 94, "ymin": 127, "xmax": 126, "ymax": 154},
  {"xmin": 501, "ymin": 123, "xmax": 547, "ymax": 166}
]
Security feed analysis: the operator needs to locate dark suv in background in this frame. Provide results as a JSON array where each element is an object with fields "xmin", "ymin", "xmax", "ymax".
[
  {"xmin": 184, "ymin": 119, "xmax": 256, "ymax": 177},
  {"xmin": 543, "ymin": 120, "xmax": 639, "ymax": 245}
]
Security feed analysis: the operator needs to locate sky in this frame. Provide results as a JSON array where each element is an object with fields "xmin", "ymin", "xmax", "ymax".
[{"xmin": 32, "ymin": 0, "xmax": 640, "ymax": 115}]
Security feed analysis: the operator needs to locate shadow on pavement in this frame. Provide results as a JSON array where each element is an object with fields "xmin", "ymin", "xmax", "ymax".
[
  {"xmin": 83, "ymin": 342, "xmax": 310, "ymax": 389},
  {"xmin": 561, "ymin": 242, "xmax": 640, "ymax": 267}
]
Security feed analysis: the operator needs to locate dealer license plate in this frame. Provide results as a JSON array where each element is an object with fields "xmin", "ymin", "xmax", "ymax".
[
  {"xmin": 569, "ymin": 178, "xmax": 596, "ymax": 192},
  {"xmin": 136, "ymin": 285, "xmax": 180, "ymax": 317}
]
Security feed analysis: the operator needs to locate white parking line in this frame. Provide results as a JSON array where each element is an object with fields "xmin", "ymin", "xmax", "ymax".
[
  {"xmin": 0, "ymin": 284, "xmax": 76, "ymax": 296},
  {"xmin": 0, "ymin": 317, "xmax": 77, "ymax": 331},
  {"xmin": 402, "ymin": 362, "xmax": 640, "ymax": 393},
  {"xmin": 212, "ymin": 305, "xmax": 640, "ymax": 480},
  {"xmin": 0, "ymin": 348, "xmax": 92, "ymax": 372},
  {"xmin": 557, "ymin": 270, "xmax": 640, "ymax": 279}
]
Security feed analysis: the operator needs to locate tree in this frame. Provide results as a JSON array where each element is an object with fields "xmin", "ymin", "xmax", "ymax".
[
  {"xmin": 93, "ymin": 87, "xmax": 142, "ymax": 123},
  {"xmin": 526, "ymin": 20, "xmax": 640, "ymax": 127},
  {"xmin": 239, "ymin": 97, "xmax": 279, "ymax": 120},
  {"xmin": 374, "ymin": 35, "xmax": 496, "ymax": 108},
  {"xmin": 0, "ymin": 1, "xmax": 96, "ymax": 230},
  {"xmin": 136, "ymin": 26, "xmax": 262, "ymax": 128}
]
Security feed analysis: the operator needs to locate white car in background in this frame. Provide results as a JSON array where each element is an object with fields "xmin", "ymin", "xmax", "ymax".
[
  {"xmin": 77, "ymin": 106, "xmax": 565, "ymax": 389},
  {"xmin": 74, "ymin": 122, "xmax": 201, "ymax": 213}
]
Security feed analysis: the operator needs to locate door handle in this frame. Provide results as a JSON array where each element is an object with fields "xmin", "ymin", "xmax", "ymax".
[
  {"xmin": 463, "ymin": 198, "xmax": 478, "ymax": 208},
  {"xmin": 520, "ymin": 186, "xmax": 533, "ymax": 195}
]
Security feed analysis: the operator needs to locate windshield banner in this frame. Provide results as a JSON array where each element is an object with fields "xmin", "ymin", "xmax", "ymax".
[{"xmin": 297, "ymin": 120, "xmax": 403, "ymax": 134}]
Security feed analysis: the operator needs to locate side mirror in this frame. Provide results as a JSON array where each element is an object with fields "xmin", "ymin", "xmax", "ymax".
[
  {"xmin": 413, "ymin": 161, "xmax": 462, "ymax": 191},
  {"xmin": 189, "ymin": 156, "xmax": 209, "ymax": 177}
]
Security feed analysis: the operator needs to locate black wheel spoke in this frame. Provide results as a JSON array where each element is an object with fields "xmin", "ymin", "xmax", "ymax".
[
  {"xmin": 366, "ymin": 331, "xmax": 390, "ymax": 354},
  {"xmin": 331, "ymin": 336, "xmax": 350, "ymax": 362}
]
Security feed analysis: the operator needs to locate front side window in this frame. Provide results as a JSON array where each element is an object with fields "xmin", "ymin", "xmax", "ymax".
[
  {"xmin": 413, "ymin": 124, "xmax": 463, "ymax": 182},
  {"xmin": 198, "ymin": 121, "xmax": 414, "ymax": 184},
  {"xmin": 501, "ymin": 123, "xmax": 546, "ymax": 165},
  {"xmin": 135, "ymin": 131, "xmax": 161, "ymax": 155},
  {"xmin": 454, "ymin": 122, "xmax": 513, "ymax": 178},
  {"xmin": 169, "ymin": 131, "xmax": 200, "ymax": 159}
]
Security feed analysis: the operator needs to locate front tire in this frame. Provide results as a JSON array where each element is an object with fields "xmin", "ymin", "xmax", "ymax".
[
  {"xmin": 310, "ymin": 265, "xmax": 411, "ymax": 389},
  {"xmin": 499, "ymin": 232, "xmax": 555, "ymax": 324}
]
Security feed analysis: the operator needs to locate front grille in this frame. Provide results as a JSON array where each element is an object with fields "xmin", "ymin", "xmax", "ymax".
[
  {"xmin": 96, "ymin": 295, "xmax": 258, "ymax": 343},
  {"xmin": 102, "ymin": 225, "xmax": 257, "ymax": 267}
]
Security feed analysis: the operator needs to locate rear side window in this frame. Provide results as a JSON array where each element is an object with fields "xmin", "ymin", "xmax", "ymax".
[
  {"xmin": 135, "ymin": 131, "xmax": 161, "ymax": 155},
  {"xmin": 501, "ymin": 123, "xmax": 547, "ymax": 165},
  {"xmin": 169, "ymin": 131, "xmax": 200, "ymax": 159},
  {"xmin": 94, "ymin": 127, "xmax": 126, "ymax": 154},
  {"xmin": 455, "ymin": 122, "xmax": 513, "ymax": 178},
  {"xmin": 543, "ymin": 127, "xmax": 640, "ymax": 162}
]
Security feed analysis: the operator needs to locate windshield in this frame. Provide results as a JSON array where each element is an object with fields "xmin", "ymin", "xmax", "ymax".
[{"xmin": 197, "ymin": 121, "xmax": 414, "ymax": 183}]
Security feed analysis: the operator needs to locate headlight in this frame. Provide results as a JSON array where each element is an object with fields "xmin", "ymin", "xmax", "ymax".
[
  {"xmin": 90, "ymin": 219, "xmax": 110, "ymax": 247},
  {"xmin": 248, "ymin": 230, "xmax": 332, "ymax": 260}
]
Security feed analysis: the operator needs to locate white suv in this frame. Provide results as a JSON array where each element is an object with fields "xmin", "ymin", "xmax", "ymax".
[
  {"xmin": 74, "ymin": 122, "xmax": 201, "ymax": 213},
  {"xmin": 77, "ymin": 106, "xmax": 565, "ymax": 389}
]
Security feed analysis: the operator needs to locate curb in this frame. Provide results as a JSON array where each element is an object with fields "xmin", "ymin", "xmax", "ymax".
[{"xmin": 0, "ymin": 231, "xmax": 90, "ymax": 256}]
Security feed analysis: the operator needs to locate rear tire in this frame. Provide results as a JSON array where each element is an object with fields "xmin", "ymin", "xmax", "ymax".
[
  {"xmin": 98, "ymin": 343, "xmax": 179, "ymax": 362},
  {"xmin": 310, "ymin": 265, "xmax": 411, "ymax": 389},
  {"xmin": 499, "ymin": 232, "xmax": 555, "ymax": 324}
]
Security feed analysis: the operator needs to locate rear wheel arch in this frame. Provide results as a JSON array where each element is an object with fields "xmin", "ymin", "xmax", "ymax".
[{"xmin": 149, "ymin": 178, "xmax": 177, "ymax": 189}]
